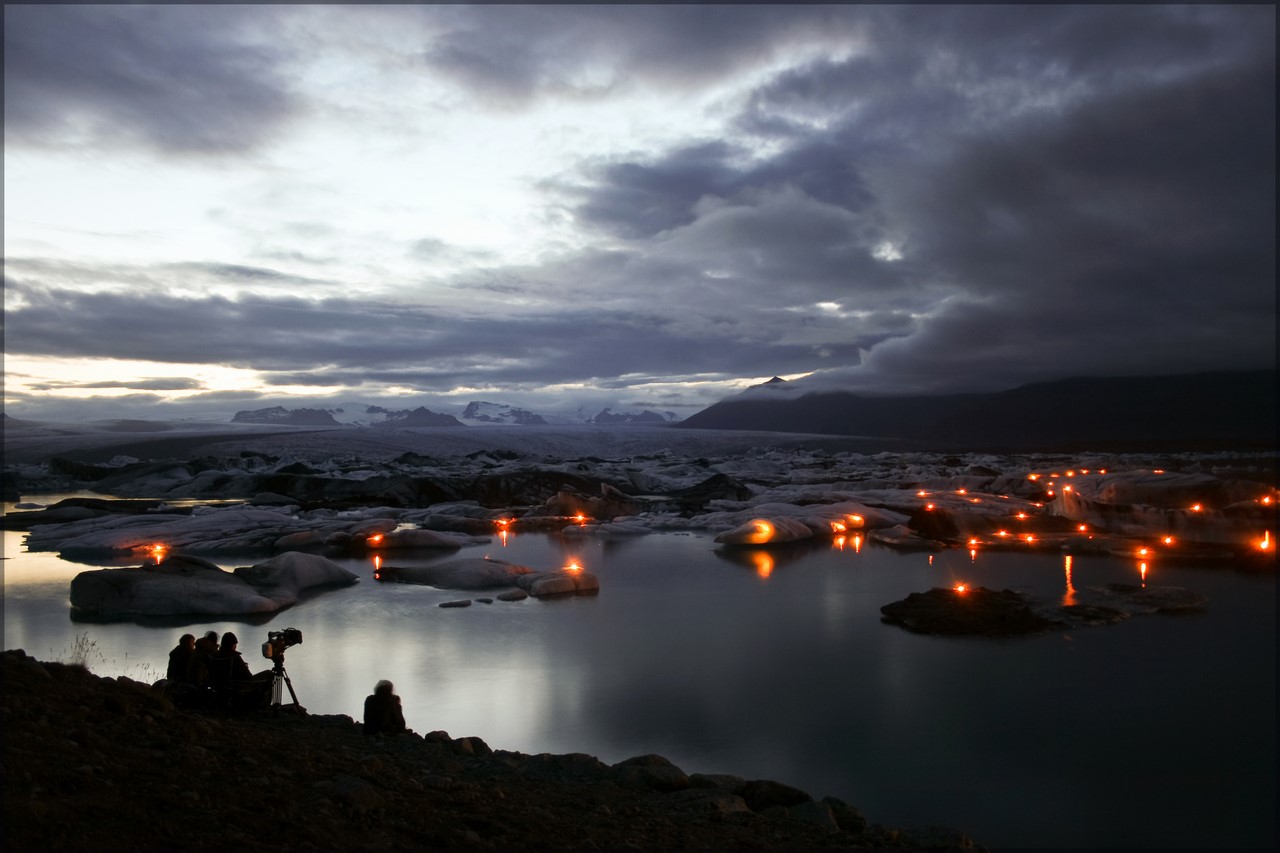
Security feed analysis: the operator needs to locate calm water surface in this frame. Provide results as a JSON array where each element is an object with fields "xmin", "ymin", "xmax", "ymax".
[{"xmin": 3, "ymin": 503, "xmax": 1275, "ymax": 849}]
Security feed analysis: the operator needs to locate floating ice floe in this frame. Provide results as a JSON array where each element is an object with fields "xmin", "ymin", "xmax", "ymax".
[
  {"xmin": 377, "ymin": 556, "xmax": 598, "ymax": 597},
  {"xmin": 69, "ymin": 551, "xmax": 358, "ymax": 619}
]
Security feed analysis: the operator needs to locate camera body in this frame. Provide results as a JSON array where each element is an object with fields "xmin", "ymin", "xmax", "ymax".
[{"xmin": 262, "ymin": 627, "xmax": 303, "ymax": 659}]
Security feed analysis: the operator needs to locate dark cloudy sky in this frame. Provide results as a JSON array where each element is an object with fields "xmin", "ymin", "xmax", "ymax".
[{"xmin": 4, "ymin": 5, "xmax": 1275, "ymax": 421}]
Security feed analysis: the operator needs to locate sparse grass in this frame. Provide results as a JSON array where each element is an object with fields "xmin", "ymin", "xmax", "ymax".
[
  {"xmin": 50, "ymin": 632, "xmax": 157, "ymax": 682},
  {"xmin": 54, "ymin": 631, "xmax": 105, "ymax": 671}
]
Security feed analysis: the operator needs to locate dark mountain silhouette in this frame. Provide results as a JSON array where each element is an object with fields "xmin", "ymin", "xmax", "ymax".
[
  {"xmin": 589, "ymin": 408, "xmax": 675, "ymax": 424},
  {"xmin": 231, "ymin": 406, "xmax": 341, "ymax": 426},
  {"xmin": 678, "ymin": 370, "xmax": 1277, "ymax": 451},
  {"xmin": 372, "ymin": 406, "xmax": 464, "ymax": 428}
]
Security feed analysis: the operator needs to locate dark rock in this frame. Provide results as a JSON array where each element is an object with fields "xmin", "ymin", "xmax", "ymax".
[
  {"xmin": 880, "ymin": 586, "xmax": 1064, "ymax": 636},
  {"xmin": 611, "ymin": 754, "xmax": 690, "ymax": 792},
  {"xmin": 666, "ymin": 473, "xmax": 752, "ymax": 508},
  {"xmin": 439, "ymin": 600, "xmax": 472, "ymax": 608},
  {"xmin": 822, "ymin": 796, "xmax": 867, "ymax": 834},
  {"xmin": 739, "ymin": 779, "xmax": 812, "ymax": 811},
  {"xmin": 1059, "ymin": 603, "xmax": 1129, "ymax": 625},
  {"xmin": 785, "ymin": 799, "xmax": 839, "ymax": 831}
]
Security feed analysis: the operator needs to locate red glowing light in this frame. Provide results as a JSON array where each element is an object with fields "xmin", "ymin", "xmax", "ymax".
[
  {"xmin": 830, "ymin": 521, "xmax": 848, "ymax": 533},
  {"xmin": 1027, "ymin": 473, "xmax": 1040, "ymax": 481},
  {"xmin": 1016, "ymin": 512, "xmax": 1028, "ymax": 520},
  {"xmin": 573, "ymin": 513, "xmax": 588, "ymax": 524},
  {"xmin": 1190, "ymin": 504, "xmax": 1203, "ymax": 512},
  {"xmin": 1077, "ymin": 524, "xmax": 1088, "ymax": 533},
  {"xmin": 1260, "ymin": 531, "xmax": 1272, "ymax": 551},
  {"xmin": 916, "ymin": 490, "xmax": 928, "ymax": 497},
  {"xmin": 954, "ymin": 584, "xmax": 968, "ymax": 593},
  {"xmin": 956, "ymin": 488, "xmax": 967, "ymax": 495},
  {"xmin": 565, "ymin": 560, "xmax": 584, "ymax": 573},
  {"xmin": 997, "ymin": 530, "xmax": 1010, "ymax": 537},
  {"xmin": 925, "ymin": 503, "xmax": 935, "ymax": 511},
  {"xmin": 1024, "ymin": 534, "xmax": 1036, "ymax": 543},
  {"xmin": 368, "ymin": 533, "xmax": 384, "ymax": 545},
  {"xmin": 1161, "ymin": 536, "xmax": 1175, "ymax": 546},
  {"xmin": 148, "ymin": 543, "xmax": 167, "ymax": 562}
]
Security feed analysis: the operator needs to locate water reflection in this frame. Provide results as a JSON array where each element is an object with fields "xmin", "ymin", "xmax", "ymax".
[
  {"xmin": 2, "ymin": 529, "xmax": 1275, "ymax": 849},
  {"xmin": 1063, "ymin": 554, "xmax": 1077, "ymax": 605}
]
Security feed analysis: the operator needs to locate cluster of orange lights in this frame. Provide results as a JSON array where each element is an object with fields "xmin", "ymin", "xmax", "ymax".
[{"xmin": 147, "ymin": 543, "xmax": 167, "ymax": 562}]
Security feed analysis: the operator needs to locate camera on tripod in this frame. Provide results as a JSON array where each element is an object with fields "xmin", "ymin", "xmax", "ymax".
[{"xmin": 262, "ymin": 627, "xmax": 303, "ymax": 660}]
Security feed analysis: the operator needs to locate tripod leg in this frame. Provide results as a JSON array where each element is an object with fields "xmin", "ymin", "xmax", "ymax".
[{"xmin": 280, "ymin": 667, "xmax": 302, "ymax": 708}]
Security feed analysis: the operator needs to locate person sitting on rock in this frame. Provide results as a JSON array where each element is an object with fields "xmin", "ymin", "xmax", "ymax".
[
  {"xmin": 166, "ymin": 633, "xmax": 196, "ymax": 683},
  {"xmin": 206, "ymin": 632, "xmax": 272, "ymax": 711},
  {"xmin": 187, "ymin": 630, "xmax": 219, "ymax": 687},
  {"xmin": 363, "ymin": 680, "xmax": 407, "ymax": 735}
]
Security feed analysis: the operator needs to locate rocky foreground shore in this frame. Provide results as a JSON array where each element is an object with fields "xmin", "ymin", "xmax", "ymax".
[{"xmin": 2, "ymin": 650, "xmax": 981, "ymax": 851}]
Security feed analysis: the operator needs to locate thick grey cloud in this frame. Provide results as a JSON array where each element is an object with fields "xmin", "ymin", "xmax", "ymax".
[
  {"xmin": 419, "ymin": 5, "xmax": 864, "ymax": 106},
  {"xmin": 547, "ymin": 4, "xmax": 1275, "ymax": 395},
  {"xmin": 3, "ymin": 278, "xmax": 844, "ymax": 392},
  {"xmin": 4, "ymin": 5, "xmax": 1274, "ymax": 420},
  {"xmin": 3, "ymin": 4, "xmax": 299, "ymax": 154},
  {"xmin": 29, "ymin": 377, "xmax": 205, "ymax": 393}
]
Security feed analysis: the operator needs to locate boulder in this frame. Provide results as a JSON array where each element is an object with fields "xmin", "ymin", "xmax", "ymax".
[
  {"xmin": 611, "ymin": 755, "xmax": 690, "ymax": 792},
  {"xmin": 739, "ymin": 779, "xmax": 812, "ymax": 811},
  {"xmin": 880, "ymin": 586, "xmax": 1064, "ymax": 636}
]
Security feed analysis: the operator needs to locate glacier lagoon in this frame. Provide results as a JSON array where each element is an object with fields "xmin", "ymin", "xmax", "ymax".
[{"xmin": 3, "ymin": 513, "xmax": 1275, "ymax": 849}]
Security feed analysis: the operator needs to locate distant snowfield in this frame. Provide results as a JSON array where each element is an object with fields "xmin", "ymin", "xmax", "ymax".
[{"xmin": 2, "ymin": 419, "xmax": 895, "ymax": 466}]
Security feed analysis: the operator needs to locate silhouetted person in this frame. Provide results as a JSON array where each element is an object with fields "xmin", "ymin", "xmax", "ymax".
[
  {"xmin": 206, "ymin": 632, "xmax": 272, "ymax": 711},
  {"xmin": 166, "ymin": 633, "xmax": 196, "ymax": 683},
  {"xmin": 363, "ymin": 680, "xmax": 407, "ymax": 735},
  {"xmin": 187, "ymin": 630, "xmax": 219, "ymax": 687}
]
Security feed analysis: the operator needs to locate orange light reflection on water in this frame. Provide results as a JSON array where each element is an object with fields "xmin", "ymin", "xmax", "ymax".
[
  {"xmin": 752, "ymin": 551, "xmax": 774, "ymax": 579},
  {"xmin": 1063, "ymin": 554, "xmax": 1077, "ymax": 606}
]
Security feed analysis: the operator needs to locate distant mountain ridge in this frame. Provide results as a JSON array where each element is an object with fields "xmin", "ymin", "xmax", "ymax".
[
  {"xmin": 230, "ymin": 401, "xmax": 681, "ymax": 428},
  {"xmin": 460, "ymin": 401, "xmax": 547, "ymax": 425},
  {"xmin": 678, "ymin": 370, "xmax": 1278, "ymax": 451},
  {"xmin": 231, "ymin": 406, "xmax": 341, "ymax": 426},
  {"xmin": 588, "ymin": 408, "xmax": 679, "ymax": 424}
]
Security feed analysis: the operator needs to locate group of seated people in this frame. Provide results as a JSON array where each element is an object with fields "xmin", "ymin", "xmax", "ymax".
[
  {"xmin": 163, "ymin": 630, "xmax": 274, "ymax": 711},
  {"xmin": 163, "ymin": 632, "xmax": 408, "ymax": 734}
]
